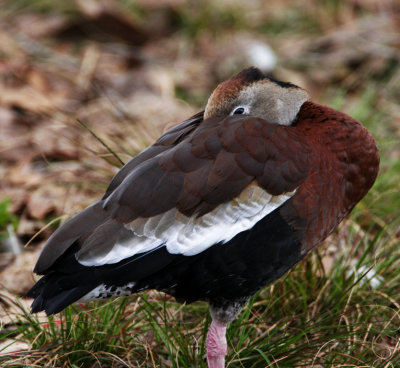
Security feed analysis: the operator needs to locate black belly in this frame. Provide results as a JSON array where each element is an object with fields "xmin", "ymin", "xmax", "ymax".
[
  {"xmin": 28, "ymin": 204, "xmax": 303, "ymax": 315},
  {"xmin": 143, "ymin": 205, "xmax": 303, "ymax": 303}
]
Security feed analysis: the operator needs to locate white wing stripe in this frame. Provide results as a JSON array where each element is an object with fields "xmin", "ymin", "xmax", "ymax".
[{"xmin": 77, "ymin": 183, "xmax": 296, "ymax": 266}]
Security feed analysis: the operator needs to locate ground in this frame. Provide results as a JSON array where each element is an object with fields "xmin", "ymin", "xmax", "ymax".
[{"xmin": 0, "ymin": 1, "xmax": 399, "ymax": 367}]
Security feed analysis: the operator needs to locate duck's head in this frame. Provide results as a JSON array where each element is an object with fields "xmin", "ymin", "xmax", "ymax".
[{"xmin": 204, "ymin": 67, "xmax": 310, "ymax": 126}]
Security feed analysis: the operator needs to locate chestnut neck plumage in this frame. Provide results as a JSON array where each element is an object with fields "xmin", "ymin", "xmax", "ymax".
[
  {"xmin": 204, "ymin": 68, "xmax": 379, "ymax": 257},
  {"xmin": 284, "ymin": 101, "xmax": 379, "ymax": 254}
]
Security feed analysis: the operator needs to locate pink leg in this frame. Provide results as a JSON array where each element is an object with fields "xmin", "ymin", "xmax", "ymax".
[{"xmin": 206, "ymin": 320, "xmax": 227, "ymax": 368}]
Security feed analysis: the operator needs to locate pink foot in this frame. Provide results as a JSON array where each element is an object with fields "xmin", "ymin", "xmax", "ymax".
[{"xmin": 206, "ymin": 320, "xmax": 227, "ymax": 368}]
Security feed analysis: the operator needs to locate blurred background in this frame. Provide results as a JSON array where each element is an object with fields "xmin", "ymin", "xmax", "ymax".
[{"xmin": 0, "ymin": 0, "xmax": 399, "ymax": 365}]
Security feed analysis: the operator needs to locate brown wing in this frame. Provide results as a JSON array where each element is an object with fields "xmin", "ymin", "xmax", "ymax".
[
  {"xmin": 34, "ymin": 111, "xmax": 204, "ymax": 273},
  {"xmin": 35, "ymin": 113, "xmax": 311, "ymax": 274},
  {"xmin": 103, "ymin": 115, "xmax": 312, "ymax": 222},
  {"xmin": 103, "ymin": 111, "xmax": 204, "ymax": 198}
]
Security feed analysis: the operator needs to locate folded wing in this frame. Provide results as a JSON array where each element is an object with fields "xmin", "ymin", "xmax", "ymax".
[{"xmin": 34, "ymin": 113, "xmax": 311, "ymax": 274}]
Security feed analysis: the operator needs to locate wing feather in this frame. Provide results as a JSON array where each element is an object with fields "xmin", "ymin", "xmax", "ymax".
[
  {"xmin": 78, "ymin": 183, "xmax": 296, "ymax": 266},
  {"xmin": 35, "ymin": 113, "xmax": 311, "ymax": 273},
  {"xmin": 34, "ymin": 112, "xmax": 204, "ymax": 274}
]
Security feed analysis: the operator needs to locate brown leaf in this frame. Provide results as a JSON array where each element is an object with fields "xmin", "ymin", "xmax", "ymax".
[
  {"xmin": 26, "ymin": 186, "xmax": 67, "ymax": 220},
  {"xmin": 0, "ymin": 289, "xmax": 47, "ymax": 327},
  {"xmin": 53, "ymin": 0, "xmax": 150, "ymax": 45},
  {"xmin": 0, "ymin": 250, "xmax": 40, "ymax": 295}
]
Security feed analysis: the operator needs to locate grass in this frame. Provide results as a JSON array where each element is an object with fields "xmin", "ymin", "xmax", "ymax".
[
  {"xmin": 1, "ymin": 218, "xmax": 399, "ymax": 367},
  {"xmin": 0, "ymin": 199, "xmax": 18, "ymax": 243}
]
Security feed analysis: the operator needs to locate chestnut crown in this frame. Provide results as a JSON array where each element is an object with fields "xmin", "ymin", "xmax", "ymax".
[{"xmin": 204, "ymin": 67, "xmax": 310, "ymax": 126}]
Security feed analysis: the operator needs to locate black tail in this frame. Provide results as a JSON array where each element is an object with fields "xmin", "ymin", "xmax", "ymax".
[
  {"xmin": 27, "ymin": 244, "xmax": 179, "ymax": 315},
  {"xmin": 26, "ymin": 274, "xmax": 96, "ymax": 315}
]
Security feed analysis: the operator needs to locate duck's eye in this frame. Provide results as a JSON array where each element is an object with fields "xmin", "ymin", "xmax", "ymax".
[
  {"xmin": 233, "ymin": 107, "xmax": 245, "ymax": 114},
  {"xmin": 231, "ymin": 106, "xmax": 249, "ymax": 115}
]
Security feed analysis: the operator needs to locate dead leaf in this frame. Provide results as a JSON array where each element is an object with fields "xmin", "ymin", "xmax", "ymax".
[
  {"xmin": 0, "ymin": 339, "xmax": 31, "ymax": 354},
  {"xmin": 0, "ymin": 289, "xmax": 47, "ymax": 326},
  {"xmin": 0, "ymin": 250, "xmax": 41, "ymax": 295},
  {"xmin": 26, "ymin": 186, "xmax": 67, "ymax": 220}
]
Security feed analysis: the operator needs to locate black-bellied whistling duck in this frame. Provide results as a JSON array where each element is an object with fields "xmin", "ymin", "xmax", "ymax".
[{"xmin": 28, "ymin": 67, "xmax": 379, "ymax": 368}]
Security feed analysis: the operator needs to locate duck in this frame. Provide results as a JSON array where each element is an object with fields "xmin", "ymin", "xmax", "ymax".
[{"xmin": 27, "ymin": 67, "xmax": 379, "ymax": 368}]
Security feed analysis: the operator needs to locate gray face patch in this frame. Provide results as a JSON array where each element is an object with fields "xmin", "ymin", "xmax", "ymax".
[
  {"xmin": 205, "ymin": 76, "xmax": 310, "ymax": 125},
  {"xmin": 233, "ymin": 81, "xmax": 310, "ymax": 125}
]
